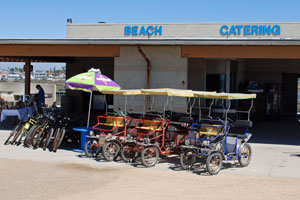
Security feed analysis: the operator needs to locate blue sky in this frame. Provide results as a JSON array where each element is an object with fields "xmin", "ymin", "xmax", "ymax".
[{"xmin": 0, "ymin": 0, "xmax": 299, "ymax": 70}]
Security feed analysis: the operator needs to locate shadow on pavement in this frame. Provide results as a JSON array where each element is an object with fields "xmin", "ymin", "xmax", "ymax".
[{"xmin": 249, "ymin": 118, "xmax": 300, "ymax": 146}]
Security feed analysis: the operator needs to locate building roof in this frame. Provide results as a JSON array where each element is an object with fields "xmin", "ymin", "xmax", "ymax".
[{"xmin": 1, "ymin": 38, "xmax": 300, "ymax": 46}]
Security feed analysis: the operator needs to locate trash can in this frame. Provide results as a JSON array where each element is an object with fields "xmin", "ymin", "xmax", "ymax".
[{"xmin": 72, "ymin": 127, "xmax": 93, "ymax": 151}]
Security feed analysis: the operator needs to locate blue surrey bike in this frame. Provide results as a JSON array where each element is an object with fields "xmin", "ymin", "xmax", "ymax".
[{"xmin": 179, "ymin": 92, "xmax": 255, "ymax": 175}]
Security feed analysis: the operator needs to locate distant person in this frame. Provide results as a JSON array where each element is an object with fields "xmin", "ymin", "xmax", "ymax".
[{"xmin": 36, "ymin": 84, "xmax": 45, "ymax": 113}]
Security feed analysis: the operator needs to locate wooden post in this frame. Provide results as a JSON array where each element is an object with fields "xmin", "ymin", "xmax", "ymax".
[{"xmin": 24, "ymin": 60, "xmax": 33, "ymax": 95}]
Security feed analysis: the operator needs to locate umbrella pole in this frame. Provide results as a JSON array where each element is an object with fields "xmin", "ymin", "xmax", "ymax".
[{"xmin": 87, "ymin": 91, "xmax": 93, "ymax": 128}]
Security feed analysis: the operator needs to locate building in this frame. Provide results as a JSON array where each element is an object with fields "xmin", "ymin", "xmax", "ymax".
[
  {"xmin": 64, "ymin": 23, "xmax": 300, "ymax": 119},
  {"xmin": 1, "ymin": 22, "xmax": 300, "ymax": 121}
]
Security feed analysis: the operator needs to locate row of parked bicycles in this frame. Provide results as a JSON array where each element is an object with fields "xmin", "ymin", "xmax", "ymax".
[
  {"xmin": 4, "ymin": 104, "xmax": 76, "ymax": 152},
  {"xmin": 83, "ymin": 88, "xmax": 255, "ymax": 175}
]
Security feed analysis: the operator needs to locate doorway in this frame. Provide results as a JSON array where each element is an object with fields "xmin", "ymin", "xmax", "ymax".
[
  {"xmin": 206, "ymin": 74, "xmax": 226, "ymax": 92},
  {"xmin": 281, "ymin": 73, "xmax": 300, "ymax": 117},
  {"xmin": 298, "ymin": 78, "xmax": 300, "ymax": 116}
]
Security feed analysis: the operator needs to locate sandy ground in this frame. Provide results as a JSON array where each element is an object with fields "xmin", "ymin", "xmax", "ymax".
[
  {"xmin": 1, "ymin": 158, "xmax": 300, "ymax": 200},
  {"xmin": 1, "ymin": 130, "xmax": 300, "ymax": 199}
]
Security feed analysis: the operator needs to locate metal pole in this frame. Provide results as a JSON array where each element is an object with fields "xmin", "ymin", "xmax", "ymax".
[
  {"xmin": 189, "ymin": 97, "xmax": 196, "ymax": 117},
  {"xmin": 87, "ymin": 91, "xmax": 93, "ymax": 128},
  {"xmin": 163, "ymin": 97, "xmax": 169, "ymax": 118},
  {"xmin": 104, "ymin": 94, "xmax": 107, "ymax": 114},
  {"xmin": 249, "ymin": 99, "xmax": 254, "ymax": 121},
  {"xmin": 198, "ymin": 98, "xmax": 201, "ymax": 122},
  {"xmin": 169, "ymin": 96, "xmax": 173, "ymax": 114},
  {"xmin": 125, "ymin": 96, "xmax": 127, "ymax": 113}
]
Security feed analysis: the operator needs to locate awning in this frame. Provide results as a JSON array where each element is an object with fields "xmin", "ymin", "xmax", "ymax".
[{"xmin": 101, "ymin": 89, "xmax": 142, "ymax": 95}]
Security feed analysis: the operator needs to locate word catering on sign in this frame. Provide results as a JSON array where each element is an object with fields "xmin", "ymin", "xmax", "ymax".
[
  {"xmin": 124, "ymin": 25, "xmax": 163, "ymax": 36},
  {"xmin": 220, "ymin": 24, "xmax": 281, "ymax": 36}
]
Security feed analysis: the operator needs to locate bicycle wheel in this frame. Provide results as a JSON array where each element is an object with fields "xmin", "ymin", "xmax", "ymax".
[
  {"xmin": 120, "ymin": 143, "xmax": 138, "ymax": 162},
  {"xmin": 24, "ymin": 125, "xmax": 39, "ymax": 148},
  {"xmin": 84, "ymin": 139, "xmax": 99, "ymax": 158},
  {"xmin": 32, "ymin": 125, "xmax": 45, "ymax": 149},
  {"xmin": 102, "ymin": 141, "xmax": 120, "ymax": 161},
  {"xmin": 10, "ymin": 124, "xmax": 25, "ymax": 145},
  {"xmin": 180, "ymin": 149, "xmax": 196, "ymax": 170},
  {"xmin": 238, "ymin": 143, "xmax": 252, "ymax": 167},
  {"xmin": 54, "ymin": 127, "xmax": 66, "ymax": 152},
  {"xmin": 34, "ymin": 125, "xmax": 47, "ymax": 149},
  {"xmin": 16, "ymin": 127, "xmax": 30, "ymax": 146},
  {"xmin": 52, "ymin": 127, "xmax": 62, "ymax": 152},
  {"xmin": 141, "ymin": 146, "xmax": 159, "ymax": 167},
  {"xmin": 206, "ymin": 152, "xmax": 223, "ymax": 175},
  {"xmin": 4, "ymin": 123, "xmax": 22, "ymax": 145},
  {"xmin": 43, "ymin": 128, "xmax": 54, "ymax": 151}
]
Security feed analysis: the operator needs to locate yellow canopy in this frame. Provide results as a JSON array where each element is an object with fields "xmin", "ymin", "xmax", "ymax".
[
  {"xmin": 194, "ymin": 92, "xmax": 256, "ymax": 100},
  {"xmin": 102, "ymin": 88, "xmax": 256, "ymax": 99},
  {"xmin": 141, "ymin": 88, "xmax": 195, "ymax": 97},
  {"xmin": 101, "ymin": 89, "xmax": 142, "ymax": 95}
]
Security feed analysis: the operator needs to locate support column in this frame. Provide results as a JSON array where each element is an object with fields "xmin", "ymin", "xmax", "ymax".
[
  {"xmin": 225, "ymin": 59, "xmax": 231, "ymax": 93},
  {"xmin": 24, "ymin": 60, "xmax": 33, "ymax": 95},
  {"xmin": 225, "ymin": 59, "xmax": 231, "ymax": 107}
]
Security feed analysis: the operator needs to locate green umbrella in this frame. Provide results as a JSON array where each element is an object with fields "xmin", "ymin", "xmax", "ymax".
[{"xmin": 66, "ymin": 70, "xmax": 121, "ymax": 127}]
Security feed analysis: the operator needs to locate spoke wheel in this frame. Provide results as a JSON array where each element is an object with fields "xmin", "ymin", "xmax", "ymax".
[
  {"xmin": 43, "ymin": 128, "xmax": 54, "ymax": 151},
  {"xmin": 121, "ymin": 143, "xmax": 138, "ymax": 162},
  {"xmin": 53, "ymin": 128, "xmax": 65, "ymax": 152},
  {"xmin": 24, "ymin": 125, "xmax": 38, "ymax": 148},
  {"xmin": 4, "ymin": 123, "xmax": 22, "ymax": 145},
  {"xmin": 141, "ymin": 146, "xmax": 159, "ymax": 167},
  {"xmin": 102, "ymin": 141, "xmax": 120, "ymax": 161},
  {"xmin": 32, "ymin": 125, "xmax": 43, "ymax": 149},
  {"xmin": 238, "ymin": 143, "xmax": 252, "ymax": 167},
  {"xmin": 84, "ymin": 139, "xmax": 99, "ymax": 158},
  {"xmin": 180, "ymin": 149, "xmax": 196, "ymax": 170},
  {"xmin": 51, "ymin": 128, "xmax": 60, "ymax": 152},
  {"xmin": 10, "ymin": 125, "xmax": 24, "ymax": 145},
  {"xmin": 206, "ymin": 152, "xmax": 223, "ymax": 175}
]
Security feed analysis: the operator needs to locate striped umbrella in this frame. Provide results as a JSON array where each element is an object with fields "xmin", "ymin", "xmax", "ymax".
[{"xmin": 66, "ymin": 70, "xmax": 120, "ymax": 127}]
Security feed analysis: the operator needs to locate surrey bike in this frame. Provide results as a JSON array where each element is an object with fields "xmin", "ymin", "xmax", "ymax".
[
  {"xmin": 180, "ymin": 92, "xmax": 255, "ymax": 175},
  {"xmin": 84, "ymin": 89, "xmax": 139, "ymax": 160},
  {"xmin": 120, "ymin": 89, "xmax": 197, "ymax": 167}
]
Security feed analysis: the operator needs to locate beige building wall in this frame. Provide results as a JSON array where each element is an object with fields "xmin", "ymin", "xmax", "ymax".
[
  {"xmin": 114, "ymin": 46, "xmax": 188, "ymax": 113},
  {"xmin": 67, "ymin": 23, "xmax": 300, "ymax": 39}
]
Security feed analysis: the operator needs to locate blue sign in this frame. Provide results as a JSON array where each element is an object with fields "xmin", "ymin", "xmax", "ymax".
[
  {"xmin": 220, "ymin": 25, "xmax": 281, "ymax": 36},
  {"xmin": 124, "ymin": 25, "xmax": 162, "ymax": 36}
]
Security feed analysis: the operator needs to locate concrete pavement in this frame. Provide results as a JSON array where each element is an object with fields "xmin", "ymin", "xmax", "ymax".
[
  {"xmin": 1, "ymin": 129, "xmax": 300, "ymax": 199},
  {"xmin": 1, "ymin": 130, "xmax": 300, "ymax": 178}
]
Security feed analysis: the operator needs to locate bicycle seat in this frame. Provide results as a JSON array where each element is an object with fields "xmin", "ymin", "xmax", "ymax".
[{"xmin": 234, "ymin": 120, "xmax": 253, "ymax": 128}]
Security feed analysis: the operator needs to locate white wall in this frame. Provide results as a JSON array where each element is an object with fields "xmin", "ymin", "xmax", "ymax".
[{"xmin": 67, "ymin": 23, "xmax": 300, "ymax": 39}]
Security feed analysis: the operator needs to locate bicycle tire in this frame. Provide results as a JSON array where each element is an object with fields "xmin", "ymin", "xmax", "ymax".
[
  {"xmin": 32, "ymin": 125, "xmax": 44, "ymax": 149},
  {"xmin": 10, "ymin": 124, "xmax": 25, "ymax": 145},
  {"xmin": 120, "ymin": 143, "xmax": 138, "ymax": 162},
  {"xmin": 51, "ymin": 127, "xmax": 60, "ymax": 152},
  {"xmin": 22, "ymin": 124, "xmax": 36, "ymax": 146},
  {"xmin": 206, "ymin": 152, "xmax": 223, "ymax": 175},
  {"xmin": 84, "ymin": 139, "xmax": 99, "ymax": 158},
  {"xmin": 102, "ymin": 141, "xmax": 120, "ymax": 161},
  {"xmin": 33, "ymin": 124, "xmax": 48, "ymax": 149},
  {"xmin": 43, "ymin": 128, "xmax": 54, "ymax": 151},
  {"xmin": 4, "ymin": 123, "xmax": 22, "ymax": 145},
  {"xmin": 16, "ymin": 128, "xmax": 28, "ymax": 146},
  {"xmin": 238, "ymin": 143, "xmax": 252, "ymax": 167},
  {"xmin": 53, "ymin": 127, "xmax": 66, "ymax": 152},
  {"xmin": 24, "ymin": 125, "xmax": 38, "ymax": 148},
  {"xmin": 141, "ymin": 146, "xmax": 159, "ymax": 167}
]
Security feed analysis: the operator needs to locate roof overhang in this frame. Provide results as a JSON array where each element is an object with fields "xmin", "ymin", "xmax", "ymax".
[
  {"xmin": 1, "ymin": 39, "xmax": 300, "ymax": 60},
  {"xmin": 1, "ymin": 38, "xmax": 300, "ymax": 46}
]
